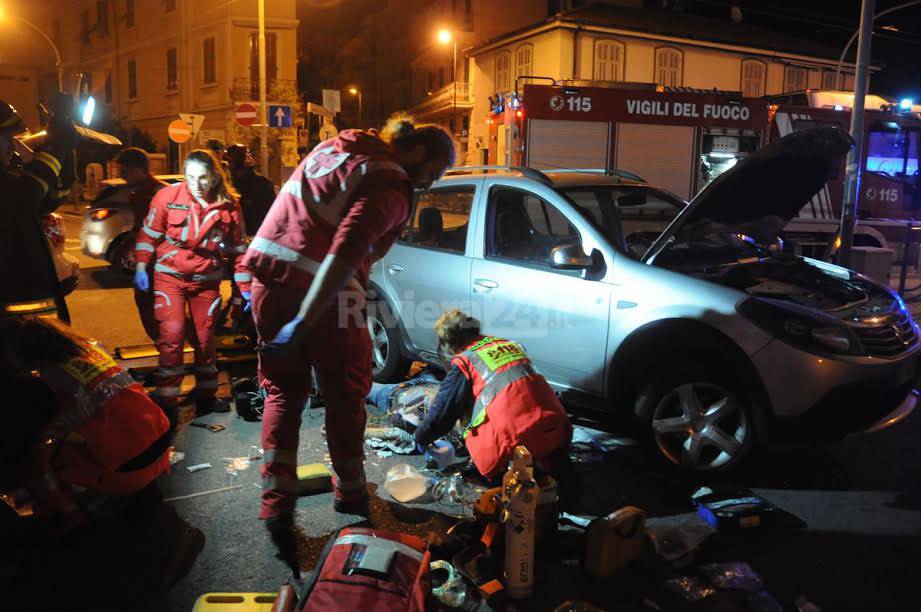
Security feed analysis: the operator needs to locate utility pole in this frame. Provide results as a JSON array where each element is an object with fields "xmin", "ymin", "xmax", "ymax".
[
  {"xmin": 258, "ymin": 0, "xmax": 269, "ymax": 176},
  {"xmin": 838, "ymin": 0, "xmax": 875, "ymax": 268}
]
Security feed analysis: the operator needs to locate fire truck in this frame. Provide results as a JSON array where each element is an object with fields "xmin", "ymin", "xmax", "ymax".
[
  {"xmin": 503, "ymin": 84, "xmax": 921, "ymax": 258},
  {"xmin": 768, "ymin": 90, "xmax": 921, "ymax": 256}
]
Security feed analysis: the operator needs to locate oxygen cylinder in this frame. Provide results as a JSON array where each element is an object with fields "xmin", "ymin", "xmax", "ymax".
[{"xmin": 502, "ymin": 446, "xmax": 538, "ymax": 599}]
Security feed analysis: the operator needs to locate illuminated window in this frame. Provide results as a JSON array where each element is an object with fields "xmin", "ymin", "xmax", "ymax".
[
  {"xmin": 593, "ymin": 39, "xmax": 624, "ymax": 82},
  {"xmin": 784, "ymin": 66, "xmax": 808, "ymax": 92},
  {"xmin": 654, "ymin": 47, "xmax": 683, "ymax": 88},
  {"xmin": 166, "ymin": 48, "xmax": 178, "ymax": 90},
  {"xmin": 495, "ymin": 51, "xmax": 511, "ymax": 92},
  {"xmin": 401, "ymin": 187, "xmax": 474, "ymax": 253},
  {"xmin": 127, "ymin": 60, "xmax": 137, "ymax": 99},
  {"xmin": 740, "ymin": 59, "xmax": 765, "ymax": 97},
  {"xmin": 203, "ymin": 37, "xmax": 216, "ymax": 84},
  {"xmin": 514, "ymin": 44, "xmax": 533, "ymax": 86}
]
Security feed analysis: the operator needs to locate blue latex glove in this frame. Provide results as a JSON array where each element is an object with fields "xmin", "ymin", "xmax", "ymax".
[
  {"xmin": 134, "ymin": 269, "xmax": 149, "ymax": 292},
  {"xmin": 258, "ymin": 316, "xmax": 305, "ymax": 355},
  {"xmin": 241, "ymin": 291, "xmax": 252, "ymax": 313}
]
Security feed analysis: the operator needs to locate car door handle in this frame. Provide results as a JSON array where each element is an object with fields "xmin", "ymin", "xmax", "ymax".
[
  {"xmin": 388, "ymin": 264, "xmax": 404, "ymax": 273},
  {"xmin": 473, "ymin": 279, "xmax": 498, "ymax": 293}
]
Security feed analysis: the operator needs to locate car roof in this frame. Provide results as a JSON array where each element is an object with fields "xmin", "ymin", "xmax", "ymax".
[{"xmin": 434, "ymin": 169, "xmax": 650, "ymax": 190}]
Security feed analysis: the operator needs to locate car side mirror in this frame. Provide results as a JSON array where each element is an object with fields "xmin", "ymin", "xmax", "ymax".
[{"xmin": 550, "ymin": 244, "xmax": 593, "ymax": 270}]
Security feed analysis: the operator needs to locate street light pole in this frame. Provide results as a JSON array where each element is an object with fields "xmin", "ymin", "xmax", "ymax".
[
  {"xmin": 258, "ymin": 0, "xmax": 269, "ymax": 176},
  {"xmin": 452, "ymin": 37, "xmax": 457, "ymax": 131},
  {"xmin": 348, "ymin": 87, "xmax": 362, "ymax": 127},
  {"xmin": 839, "ymin": 0, "xmax": 876, "ymax": 268}
]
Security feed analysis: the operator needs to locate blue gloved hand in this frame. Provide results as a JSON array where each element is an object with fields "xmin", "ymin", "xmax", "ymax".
[
  {"xmin": 258, "ymin": 316, "xmax": 305, "ymax": 355},
  {"xmin": 241, "ymin": 291, "xmax": 252, "ymax": 313},
  {"xmin": 133, "ymin": 269, "xmax": 149, "ymax": 292}
]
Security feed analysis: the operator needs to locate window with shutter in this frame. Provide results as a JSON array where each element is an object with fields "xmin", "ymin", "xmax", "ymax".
[
  {"xmin": 655, "ymin": 48, "xmax": 682, "ymax": 88},
  {"xmin": 495, "ymin": 52, "xmax": 511, "ymax": 92},
  {"xmin": 515, "ymin": 44, "xmax": 533, "ymax": 85},
  {"xmin": 593, "ymin": 40, "xmax": 624, "ymax": 82},
  {"xmin": 740, "ymin": 60, "xmax": 765, "ymax": 97},
  {"xmin": 784, "ymin": 66, "xmax": 808, "ymax": 92}
]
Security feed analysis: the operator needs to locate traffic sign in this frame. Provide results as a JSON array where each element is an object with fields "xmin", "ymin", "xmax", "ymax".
[
  {"xmin": 322, "ymin": 89, "xmax": 341, "ymax": 113},
  {"xmin": 179, "ymin": 113, "xmax": 205, "ymax": 138},
  {"xmin": 168, "ymin": 119, "xmax": 192, "ymax": 143},
  {"xmin": 269, "ymin": 105, "xmax": 292, "ymax": 128},
  {"xmin": 235, "ymin": 103, "xmax": 258, "ymax": 127}
]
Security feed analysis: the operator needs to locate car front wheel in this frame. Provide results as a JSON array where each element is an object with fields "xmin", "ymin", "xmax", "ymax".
[
  {"xmin": 635, "ymin": 368, "xmax": 756, "ymax": 473},
  {"xmin": 367, "ymin": 301, "xmax": 412, "ymax": 383}
]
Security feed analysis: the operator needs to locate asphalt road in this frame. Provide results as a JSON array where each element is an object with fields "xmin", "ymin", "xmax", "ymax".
[{"xmin": 55, "ymin": 212, "xmax": 921, "ymax": 611}]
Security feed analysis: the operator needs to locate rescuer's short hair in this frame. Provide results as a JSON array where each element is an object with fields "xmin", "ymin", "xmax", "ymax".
[
  {"xmin": 116, "ymin": 147, "xmax": 150, "ymax": 172},
  {"xmin": 434, "ymin": 309, "xmax": 481, "ymax": 358}
]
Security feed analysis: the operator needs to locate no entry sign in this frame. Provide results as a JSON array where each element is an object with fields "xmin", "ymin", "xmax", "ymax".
[
  {"xmin": 168, "ymin": 119, "xmax": 192, "ymax": 143},
  {"xmin": 235, "ymin": 103, "xmax": 258, "ymax": 127}
]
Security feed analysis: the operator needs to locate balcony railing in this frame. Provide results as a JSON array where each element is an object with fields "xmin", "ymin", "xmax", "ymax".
[
  {"xmin": 231, "ymin": 78, "xmax": 299, "ymax": 104},
  {"xmin": 410, "ymin": 82, "xmax": 472, "ymax": 117}
]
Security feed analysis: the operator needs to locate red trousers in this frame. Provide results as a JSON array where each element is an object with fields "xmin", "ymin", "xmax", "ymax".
[
  {"xmin": 134, "ymin": 271, "xmax": 159, "ymax": 342},
  {"xmin": 251, "ymin": 278, "xmax": 371, "ymax": 519},
  {"xmin": 152, "ymin": 272, "xmax": 221, "ymax": 407}
]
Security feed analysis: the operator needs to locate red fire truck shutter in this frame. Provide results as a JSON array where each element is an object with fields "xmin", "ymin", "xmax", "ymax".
[
  {"xmin": 615, "ymin": 123, "xmax": 695, "ymax": 199},
  {"xmin": 526, "ymin": 119, "xmax": 610, "ymax": 171}
]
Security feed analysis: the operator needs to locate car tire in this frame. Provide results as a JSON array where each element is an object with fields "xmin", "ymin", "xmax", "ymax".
[
  {"xmin": 109, "ymin": 234, "xmax": 136, "ymax": 275},
  {"xmin": 633, "ymin": 361, "xmax": 758, "ymax": 473},
  {"xmin": 367, "ymin": 300, "xmax": 412, "ymax": 383}
]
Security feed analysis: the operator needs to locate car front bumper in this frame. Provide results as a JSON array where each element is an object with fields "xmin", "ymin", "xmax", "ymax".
[{"xmin": 753, "ymin": 338, "xmax": 921, "ymax": 440}]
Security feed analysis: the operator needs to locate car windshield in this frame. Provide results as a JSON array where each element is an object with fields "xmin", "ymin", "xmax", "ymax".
[{"xmin": 557, "ymin": 186, "xmax": 685, "ymax": 259}]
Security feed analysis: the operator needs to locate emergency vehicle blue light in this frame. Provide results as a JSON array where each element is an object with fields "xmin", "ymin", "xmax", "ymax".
[
  {"xmin": 82, "ymin": 97, "xmax": 96, "ymax": 125},
  {"xmin": 900, "ymin": 98, "xmax": 913, "ymax": 110}
]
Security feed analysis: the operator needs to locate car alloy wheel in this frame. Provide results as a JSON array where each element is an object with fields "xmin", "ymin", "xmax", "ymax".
[
  {"xmin": 367, "ymin": 314, "xmax": 390, "ymax": 373},
  {"xmin": 651, "ymin": 382, "xmax": 749, "ymax": 471}
]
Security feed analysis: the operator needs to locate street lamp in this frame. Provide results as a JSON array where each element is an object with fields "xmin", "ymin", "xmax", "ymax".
[
  {"xmin": 0, "ymin": 3, "xmax": 64, "ymax": 92},
  {"xmin": 437, "ymin": 28, "xmax": 457, "ymax": 132},
  {"xmin": 348, "ymin": 87, "xmax": 362, "ymax": 126}
]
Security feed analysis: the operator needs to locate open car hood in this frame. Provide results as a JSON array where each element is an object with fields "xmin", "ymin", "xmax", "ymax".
[{"xmin": 644, "ymin": 127, "xmax": 853, "ymax": 262}]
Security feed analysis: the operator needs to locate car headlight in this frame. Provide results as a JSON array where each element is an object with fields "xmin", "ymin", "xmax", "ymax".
[{"xmin": 738, "ymin": 297, "xmax": 858, "ymax": 355}]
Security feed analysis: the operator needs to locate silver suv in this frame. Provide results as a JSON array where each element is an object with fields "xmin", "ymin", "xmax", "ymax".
[{"xmin": 368, "ymin": 128, "xmax": 920, "ymax": 472}]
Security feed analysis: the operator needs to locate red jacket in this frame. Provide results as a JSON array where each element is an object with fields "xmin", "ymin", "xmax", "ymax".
[
  {"xmin": 25, "ymin": 341, "xmax": 170, "ymax": 519},
  {"xmin": 454, "ymin": 336, "xmax": 571, "ymax": 478},
  {"xmin": 243, "ymin": 130, "xmax": 412, "ymax": 292},
  {"xmin": 134, "ymin": 182, "xmax": 250, "ymax": 291}
]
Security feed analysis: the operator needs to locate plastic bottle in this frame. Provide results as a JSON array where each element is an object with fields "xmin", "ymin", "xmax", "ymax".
[
  {"xmin": 502, "ymin": 446, "xmax": 538, "ymax": 599},
  {"xmin": 384, "ymin": 463, "xmax": 430, "ymax": 502}
]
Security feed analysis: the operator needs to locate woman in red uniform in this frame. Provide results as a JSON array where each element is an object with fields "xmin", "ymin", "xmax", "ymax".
[
  {"xmin": 133, "ymin": 150, "xmax": 250, "ymax": 419},
  {"xmin": 0, "ymin": 316, "xmax": 171, "ymax": 526}
]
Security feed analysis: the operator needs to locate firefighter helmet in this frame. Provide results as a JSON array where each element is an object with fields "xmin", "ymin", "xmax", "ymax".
[{"xmin": 0, "ymin": 100, "xmax": 26, "ymax": 135}]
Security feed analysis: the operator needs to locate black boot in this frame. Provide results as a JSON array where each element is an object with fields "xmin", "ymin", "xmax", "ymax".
[
  {"xmin": 195, "ymin": 396, "xmax": 231, "ymax": 416},
  {"xmin": 265, "ymin": 515, "xmax": 301, "ymax": 579}
]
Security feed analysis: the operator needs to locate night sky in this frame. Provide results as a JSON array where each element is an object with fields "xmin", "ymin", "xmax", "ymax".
[{"xmin": 683, "ymin": 0, "xmax": 921, "ymax": 101}]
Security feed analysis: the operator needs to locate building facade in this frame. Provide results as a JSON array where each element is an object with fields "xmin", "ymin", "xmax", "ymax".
[
  {"xmin": 464, "ymin": 4, "xmax": 863, "ymax": 166},
  {"xmin": 36, "ymin": 0, "xmax": 298, "ymax": 181}
]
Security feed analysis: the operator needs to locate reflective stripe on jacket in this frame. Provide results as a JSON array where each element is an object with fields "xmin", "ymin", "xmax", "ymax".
[{"xmin": 452, "ymin": 336, "xmax": 571, "ymax": 478}]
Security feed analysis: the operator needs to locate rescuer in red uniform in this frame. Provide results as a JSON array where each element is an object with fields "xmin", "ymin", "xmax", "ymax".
[
  {"xmin": 133, "ymin": 150, "xmax": 250, "ymax": 421},
  {"xmin": 117, "ymin": 147, "xmax": 167, "ymax": 342},
  {"xmin": 243, "ymin": 117, "xmax": 455, "ymax": 571},
  {"xmin": 0, "ymin": 316, "xmax": 171, "ymax": 527},
  {"xmin": 414, "ymin": 309, "xmax": 572, "ymax": 481}
]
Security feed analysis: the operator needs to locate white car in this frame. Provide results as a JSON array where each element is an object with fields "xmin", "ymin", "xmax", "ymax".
[{"xmin": 80, "ymin": 175, "xmax": 183, "ymax": 273}]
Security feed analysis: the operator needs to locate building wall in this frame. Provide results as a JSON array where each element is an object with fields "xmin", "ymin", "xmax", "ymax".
[
  {"xmin": 37, "ymin": 0, "xmax": 297, "ymax": 178},
  {"xmin": 468, "ymin": 23, "xmax": 860, "ymax": 163}
]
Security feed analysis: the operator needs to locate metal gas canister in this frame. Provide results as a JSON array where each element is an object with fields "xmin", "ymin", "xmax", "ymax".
[{"xmin": 584, "ymin": 506, "xmax": 647, "ymax": 578}]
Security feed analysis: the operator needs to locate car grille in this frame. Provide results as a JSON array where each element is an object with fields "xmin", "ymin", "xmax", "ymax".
[{"xmin": 854, "ymin": 309, "xmax": 918, "ymax": 358}]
